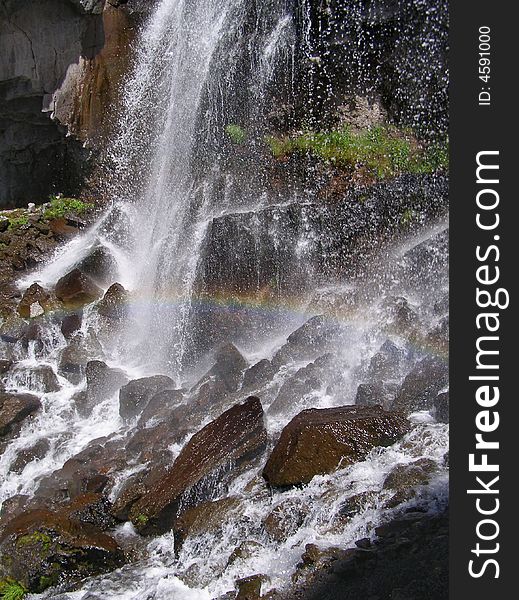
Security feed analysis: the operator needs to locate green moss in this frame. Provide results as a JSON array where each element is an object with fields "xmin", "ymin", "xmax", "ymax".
[
  {"xmin": 401, "ymin": 208, "xmax": 415, "ymax": 226},
  {"xmin": 135, "ymin": 514, "xmax": 149, "ymax": 526},
  {"xmin": 0, "ymin": 578, "xmax": 27, "ymax": 600},
  {"xmin": 266, "ymin": 126, "xmax": 449, "ymax": 179},
  {"xmin": 43, "ymin": 195, "xmax": 93, "ymax": 221},
  {"xmin": 225, "ymin": 124, "xmax": 247, "ymax": 144},
  {"xmin": 16, "ymin": 531, "xmax": 52, "ymax": 552},
  {"xmin": 37, "ymin": 571, "xmax": 60, "ymax": 593},
  {"xmin": 7, "ymin": 216, "xmax": 29, "ymax": 230}
]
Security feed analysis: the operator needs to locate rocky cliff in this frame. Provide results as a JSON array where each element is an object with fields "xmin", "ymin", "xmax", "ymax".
[{"xmin": 0, "ymin": 0, "xmax": 145, "ymax": 208}]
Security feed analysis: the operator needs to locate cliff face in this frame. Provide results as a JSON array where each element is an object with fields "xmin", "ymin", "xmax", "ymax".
[{"xmin": 0, "ymin": 0, "xmax": 143, "ymax": 208}]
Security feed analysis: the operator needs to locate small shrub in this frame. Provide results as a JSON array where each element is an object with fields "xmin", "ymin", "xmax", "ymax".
[
  {"xmin": 0, "ymin": 578, "xmax": 27, "ymax": 600},
  {"xmin": 225, "ymin": 124, "xmax": 247, "ymax": 144},
  {"xmin": 7, "ymin": 215, "xmax": 29, "ymax": 230},
  {"xmin": 43, "ymin": 195, "xmax": 93, "ymax": 220}
]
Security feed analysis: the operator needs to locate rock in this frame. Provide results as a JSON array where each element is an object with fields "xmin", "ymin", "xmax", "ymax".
[
  {"xmin": 355, "ymin": 382, "xmax": 397, "ymax": 409},
  {"xmin": 17, "ymin": 283, "xmax": 59, "ymax": 319},
  {"xmin": 433, "ymin": 391, "xmax": 449, "ymax": 423},
  {"xmin": 263, "ymin": 500, "xmax": 308, "ymax": 542},
  {"xmin": 129, "ymin": 397, "xmax": 267, "ymax": 534},
  {"xmin": 60, "ymin": 312, "xmax": 83, "ymax": 338},
  {"xmin": 15, "ymin": 365, "xmax": 60, "ymax": 394},
  {"xmin": 59, "ymin": 334, "xmax": 102, "ymax": 384},
  {"xmin": 96, "ymin": 283, "xmax": 128, "ymax": 320},
  {"xmin": 383, "ymin": 459, "xmax": 438, "ymax": 491},
  {"xmin": 242, "ymin": 359, "xmax": 277, "ymax": 391},
  {"xmin": 63, "ymin": 493, "xmax": 117, "ymax": 531},
  {"xmin": 10, "ymin": 439, "xmax": 51, "ymax": 473},
  {"xmin": 0, "ymin": 509, "xmax": 124, "ymax": 594},
  {"xmin": 198, "ymin": 343, "xmax": 248, "ymax": 393},
  {"xmin": 0, "ymin": 315, "xmax": 28, "ymax": 343},
  {"xmin": 391, "ymin": 356, "xmax": 449, "ymax": 415},
  {"xmin": 0, "ymin": 392, "xmax": 41, "ymax": 437},
  {"xmin": 119, "ymin": 375, "xmax": 175, "ymax": 421},
  {"xmin": 236, "ymin": 575, "xmax": 264, "ymax": 600},
  {"xmin": 227, "ymin": 540, "xmax": 264, "ymax": 566},
  {"xmin": 381, "ymin": 296, "xmax": 419, "ymax": 335},
  {"xmin": 54, "ymin": 269, "xmax": 103, "ymax": 307},
  {"xmin": 173, "ymin": 497, "xmax": 241, "ymax": 550},
  {"xmin": 367, "ymin": 340, "xmax": 405, "ymax": 381},
  {"xmin": 75, "ymin": 246, "xmax": 117, "ymax": 286},
  {"xmin": 263, "ymin": 405, "xmax": 410, "ymax": 487},
  {"xmin": 273, "ymin": 316, "xmax": 340, "ymax": 365},
  {"xmin": 80, "ymin": 360, "xmax": 128, "ymax": 415},
  {"xmin": 137, "ymin": 388, "xmax": 183, "ymax": 428},
  {"xmin": 0, "ymin": 360, "xmax": 12, "ymax": 374},
  {"xmin": 268, "ymin": 355, "xmax": 334, "ymax": 416}
]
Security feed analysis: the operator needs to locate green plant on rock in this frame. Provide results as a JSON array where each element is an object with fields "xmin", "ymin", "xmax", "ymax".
[
  {"xmin": 43, "ymin": 195, "xmax": 93, "ymax": 220},
  {"xmin": 135, "ymin": 514, "xmax": 149, "ymax": 526},
  {"xmin": 16, "ymin": 531, "xmax": 52, "ymax": 552},
  {"xmin": 0, "ymin": 578, "xmax": 27, "ymax": 600},
  {"xmin": 7, "ymin": 215, "xmax": 29, "ymax": 230},
  {"xmin": 266, "ymin": 125, "xmax": 449, "ymax": 179},
  {"xmin": 225, "ymin": 124, "xmax": 247, "ymax": 144}
]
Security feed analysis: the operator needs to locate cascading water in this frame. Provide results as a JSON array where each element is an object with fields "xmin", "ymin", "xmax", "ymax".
[{"xmin": 0, "ymin": 1, "xmax": 449, "ymax": 598}]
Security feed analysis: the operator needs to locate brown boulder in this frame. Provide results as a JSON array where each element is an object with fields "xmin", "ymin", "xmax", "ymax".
[
  {"xmin": 79, "ymin": 360, "xmax": 128, "ymax": 416},
  {"xmin": 54, "ymin": 268, "xmax": 103, "ymax": 307},
  {"xmin": 97, "ymin": 282, "xmax": 129, "ymax": 320},
  {"xmin": 119, "ymin": 375, "xmax": 175, "ymax": 421},
  {"xmin": 263, "ymin": 405, "xmax": 410, "ymax": 487},
  {"xmin": 0, "ymin": 509, "xmax": 124, "ymax": 594},
  {"xmin": 129, "ymin": 396, "xmax": 267, "ymax": 534},
  {"xmin": 0, "ymin": 392, "xmax": 41, "ymax": 437},
  {"xmin": 17, "ymin": 283, "xmax": 59, "ymax": 319}
]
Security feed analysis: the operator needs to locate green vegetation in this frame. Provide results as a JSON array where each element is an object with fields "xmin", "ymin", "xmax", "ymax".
[
  {"xmin": 225, "ymin": 124, "xmax": 247, "ymax": 144},
  {"xmin": 135, "ymin": 514, "xmax": 149, "ymax": 526},
  {"xmin": 7, "ymin": 215, "xmax": 29, "ymax": 230},
  {"xmin": 43, "ymin": 195, "xmax": 93, "ymax": 220},
  {"xmin": 0, "ymin": 578, "xmax": 26, "ymax": 600},
  {"xmin": 266, "ymin": 125, "xmax": 449, "ymax": 179},
  {"xmin": 16, "ymin": 531, "xmax": 52, "ymax": 551}
]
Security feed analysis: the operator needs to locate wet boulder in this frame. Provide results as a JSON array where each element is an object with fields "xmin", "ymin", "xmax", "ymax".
[
  {"xmin": 263, "ymin": 499, "xmax": 308, "ymax": 542},
  {"xmin": 80, "ymin": 360, "xmax": 128, "ymax": 416},
  {"xmin": 268, "ymin": 354, "xmax": 334, "ymax": 416},
  {"xmin": 75, "ymin": 246, "xmax": 118, "ymax": 287},
  {"xmin": 0, "ymin": 314, "xmax": 28, "ymax": 343},
  {"xmin": 13, "ymin": 365, "xmax": 60, "ymax": 394},
  {"xmin": 433, "ymin": 391, "xmax": 449, "ymax": 423},
  {"xmin": 0, "ymin": 509, "xmax": 124, "ymax": 594},
  {"xmin": 367, "ymin": 339, "xmax": 405, "ymax": 381},
  {"xmin": 391, "ymin": 356, "xmax": 448, "ymax": 415},
  {"xmin": 355, "ymin": 382, "xmax": 397, "ymax": 409},
  {"xmin": 60, "ymin": 312, "xmax": 83, "ymax": 338},
  {"xmin": 137, "ymin": 388, "xmax": 183, "ymax": 428},
  {"xmin": 54, "ymin": 269, "xmax": 103, "ymax": 308},
  {"xmin": 0, "ymin": 360, "xmax": 12, "ymax": 375},
  {"xmin": 197, "ymin": 343, "xmax": 248, "ymax": 393},
  {"xmin": 0, "ymin": 391, "xmax": 41, "ymax": 437},
  {"xmin": 273, "ymin": 316, "xmax": 342, "ymax": 365},
  {"xmin": 263, "ymin": 405, "xmax": 410, "ymax": 487},
  {"xmin": 242, "ymin": 359, "xmax": 278, "ymax": 392},
  {"xmin": 383, "ymin": 458, "xmax": 438, "ymax": 491},
  {"xmin": 119, "ymin": 375, "xmax": 175, "ymax": 421},
  {"xmin": 11, "ymin": 439, "xmax": 51, "ymax": 473},
  {"xmin": 129, "ymin": 396, "xmax": 267, "ymax": 535},
  {"xmin": 96, "ymin": 283, "xmax": 129, "ymax": 320},
  {"xmin": 173, "ymin": 497, "xmax": 241, "ymax": 551},
  {"xmin": 17, "ymin": 283, "xmax": 59, "ymax": 319}
]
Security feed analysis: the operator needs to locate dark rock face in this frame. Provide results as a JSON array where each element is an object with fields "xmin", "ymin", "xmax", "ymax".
[
  {"xmin": 96, "ymin": 282, "xmax": 128, "ymax": 319},
  {"xmin": 391, "ymin": 355, "xmax": 448, "ymax": 415},
  {"xmin": 119, "ymin": 375, "xmax": 175, "ymax": 421},
  {"xmin": 0, "ymin": 391, "xmax": 41, "ymax": 437},
  {"xmin": 79, "ymin": 360, "xmax": 128, "ymax": 415},
  {"xmin": 197, "ymin": 343, "xmax": 248, "ymax": 393},
  {"xmin": 0, "ymin": 0, "xmax": 145, "ymax": 208},
  {"xmin": 283, "ymin": 509, "xmax": 449, "ymax": 600},
  {"xmin": 0, "ymin": 509, "xmax": 124, "ymax": 594},
  {"xmin": 17, "ymin": 283, "xmax": 59, "ymax": 318},
  {"xmin": 129, "ymin": 397, "xmax": 267, "ymax": 535},
  {"xmin": 263, "ymin": 405, "xmax": 410, "ymax": 487},
  {"xmin": 75, "ymin": 246, "xmax": 118, "ymax": 286},
  {"xmin": 54, "ymin": 268, "xmax": 103, "ymax": 307}
]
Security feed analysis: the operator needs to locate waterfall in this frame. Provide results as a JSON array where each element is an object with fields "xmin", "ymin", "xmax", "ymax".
[{"xmin": 0, "ymin": 1, "xmax": 449, "ymax": 598}]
